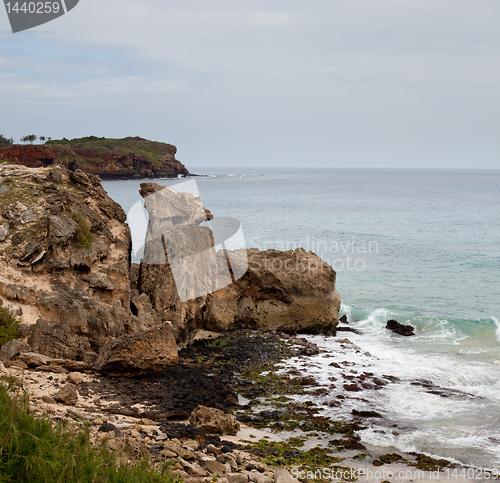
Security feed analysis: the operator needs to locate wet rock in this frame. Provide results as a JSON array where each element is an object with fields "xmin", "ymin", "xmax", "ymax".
[
  {"xmin": 343, "ymin": 383, "xmax": 361, "ymax": 392},
  {"xmin": 189, "ymin": 405, "xmax": 240, "ymax": 435},
  {"xmin": 352, "ymin": 409, "xmax": 383, "ymax": 418},
  {"xmin": 53, "ymin": 384, "xmax": 78, "ymax": 405},
  {"xmin": 339, "ymin": 314, "xmax": 348, "ymax": 324},
  {"xmin": 94, "ymin": 323, "xmax": 178, "ymax": 376},
  {"xmin": 386, "ymin": 319, "xmax": 415, "ymax": 336}
]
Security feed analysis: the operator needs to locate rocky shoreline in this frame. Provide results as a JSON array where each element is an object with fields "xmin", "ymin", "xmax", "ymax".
[
  {"xmin": 1, "ymin": 329, "xmax": 485, "ymax": 483},
  {"xmin": 0, "ymin": 163, "xmax": 488, "ymax": 482}
]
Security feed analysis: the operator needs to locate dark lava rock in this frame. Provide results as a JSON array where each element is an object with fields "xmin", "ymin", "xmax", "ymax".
[
  {"xmin": 339, "ymin": 314, "xmax": 348, "ymax": 324},
  {"xmin": 352, "ymin": 409, "xmax": 383, "ymax": 418},
  {"xmin": 344, "ymin": 384, "xmax": 361, "ymax": 392},
  {"xmin": 386, "ymin": 319, "xmax": 415, "ymax": 336}
]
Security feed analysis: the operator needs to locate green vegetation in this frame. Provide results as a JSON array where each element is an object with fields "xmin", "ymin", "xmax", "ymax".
[
  {"xmin": 0, "ymin": 134, "xmax": 13, "ymax": 146},
  {"xmin": 0, "ymin": 307, "xmax": 19, "ymax": 345},
  {"xmin": 409, "ymin": 453, "xmax": 451, "ymax": 471},
  {"xmin": 45, "ymin": 136, "xmax": 176, "ymax": 166},
  {"xmin": 246, "ymin": 438, "xmax": 343, "ymax": 467},
  {"xmin": 74, "ymin": 213, "xmax": 94, "ymax": 249},
  {"xmin": 0, "ymin": 383, "xmax": 175, "ymax": 483}
]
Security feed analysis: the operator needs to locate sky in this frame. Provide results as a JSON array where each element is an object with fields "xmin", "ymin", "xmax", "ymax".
[{"xmin": 0, "ymin": 0, "xmax": 499, "ymax": 169}]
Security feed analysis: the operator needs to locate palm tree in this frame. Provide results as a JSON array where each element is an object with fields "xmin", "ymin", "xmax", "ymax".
[
  {"xmin": 20, "ymin": 136, "xmax": 28, "ymax": 145},
  {"xmin": 27, "ymin": 134, "xmax": 37, "ymax": 145},
  {"xmin": 39, "ymin": 136, "xmax": 46, "ymax": 144}
]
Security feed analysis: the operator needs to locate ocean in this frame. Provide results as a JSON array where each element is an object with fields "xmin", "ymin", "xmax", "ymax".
[{"xmin": 103, "ymin": 168, "xmax": 500, "ymax": 471}]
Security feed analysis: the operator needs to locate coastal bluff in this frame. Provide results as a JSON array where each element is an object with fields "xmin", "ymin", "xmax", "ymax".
[
  {"xmin": 0, "ymin": 136, "xmax": 189, "ymax": 180},
  {"xmin": 0, "ymin": 167, "xmax": 340, "ymax": 376}
]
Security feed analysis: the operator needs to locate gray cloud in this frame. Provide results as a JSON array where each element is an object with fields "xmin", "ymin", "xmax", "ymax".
[{"xmin": 1, "ymin": 0, "xmax": 498, "ymax": 168}]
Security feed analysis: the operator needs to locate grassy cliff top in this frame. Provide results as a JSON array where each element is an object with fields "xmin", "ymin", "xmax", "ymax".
[{"xmin": 45, "ymin": 136, "xmax": 177, "ymax": 160}]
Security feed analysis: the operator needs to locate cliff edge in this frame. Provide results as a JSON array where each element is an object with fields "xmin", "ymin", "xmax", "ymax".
[{"xmin": 0, "ymin": 136, "xmax": 189, "ymax": 180}]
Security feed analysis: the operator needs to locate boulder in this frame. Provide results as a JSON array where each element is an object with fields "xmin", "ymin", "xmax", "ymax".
[
  {"xmin": 189, "ymin": 405, "xmax": 240, "ymax": 435},
  {"xmin": 94, "ymin": 323, "xmax": 178, "ymax": 376},
  {"xmin": 386, "ymin": 319, "xmax": 415, "ymax": 336},
  {"xmin": 68, "ymin": 372, "xmax": 84, "ymax": 384},
  {"xmin": 204, "ymin": 248, "xmax": 340, "ymax": 334},
  {"xmin": 53, "ymin": 384, "xmax": 78, "ymax": 405}
]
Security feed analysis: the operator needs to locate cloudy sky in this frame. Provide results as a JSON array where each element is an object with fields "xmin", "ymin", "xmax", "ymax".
[{"xmin": 1, "ymin": 0, "xmax": 499, "ymax": 168}]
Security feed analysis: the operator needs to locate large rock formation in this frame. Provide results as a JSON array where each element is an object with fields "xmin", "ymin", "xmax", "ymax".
[
  {"xmin": 0, "ymin": 170, "xmax": 340, "ymax": 374},
  {"xmin": 0, "ymin": 137, "xmax": 189, "ymax": 180},
  {"xmin": 204, "ymin": 248, "xmax": 341, "ymax": 334},
  {"xmin": 0, "ymin": 163, "xmax": 178, "ymax": 375},
  {"xmin": 137, "ymin": 183, "xmax": 341, "ymax": 344}
]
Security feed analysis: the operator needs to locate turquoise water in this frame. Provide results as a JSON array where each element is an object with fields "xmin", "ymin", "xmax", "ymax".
[{"xmin": 103, "ymin": 168, "xmax": 500, "ymax": 469}]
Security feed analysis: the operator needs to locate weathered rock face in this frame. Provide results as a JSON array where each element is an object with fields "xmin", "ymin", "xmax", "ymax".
[
  {"xmin": 1, "ymin": 167, "xmax": 340, "ymax": 374},
  {"xmin": 136, "ymin": 183, "xmax": 340, "ymax": 342},
  {"xmin": 204, "ymin": 248, "xmax": 340, "ymax": 334},
  {"xmin": 137, "ymin": 182, "xmax": 218, "ymax": 346},
  {"xmin": 94, "ymin": 323, "xmax": 179, "ymax": 376},
  {"xmin": 0, "ymin": 164, "xmax": 178, "ymax": 375},
  {"xmin": 0, "ymin": 137, "xmax": 189, "ymax": 180}
]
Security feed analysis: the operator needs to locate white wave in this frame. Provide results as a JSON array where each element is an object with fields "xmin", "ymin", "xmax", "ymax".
[{"xmin": 492, "ymin": 316, "xmax": 500, "ymax": 341}]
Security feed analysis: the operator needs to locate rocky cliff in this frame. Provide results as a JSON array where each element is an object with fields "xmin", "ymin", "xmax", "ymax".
[
  {"xmin": 0, "ymin": 164, "xmax": 178, "ymax": 375},
  {"xmin": 0, "ymin": 137, "xmax": 189, "ymax": 180},
  {"xmin": 0, "ymin": 170, "xmax": 340, "ymax": 376}
]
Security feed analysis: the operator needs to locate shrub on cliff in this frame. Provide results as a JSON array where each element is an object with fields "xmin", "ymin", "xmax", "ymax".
[
  {"xmin": 0, "ymin": 307, "xmax": 19, "ymax": 345},
  {"xmin": 0, "ymin": 383, "xmax": 175, "ymax": 483},
  {"xmin": 74, "ymin": 212, "xmax": 94, "ymax": 249}
]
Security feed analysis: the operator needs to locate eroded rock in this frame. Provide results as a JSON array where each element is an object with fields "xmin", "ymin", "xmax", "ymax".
[
  {"xmin": 53, "ymin": 384, "xmax": 78, "ymax": 405},
  {"xmin": 189, "ymin": 405, "xmax": 240, "ymax": 435},
  {"xmin": 94, "ymin": 323, "xmax": 178, "ymax": 376},
  {"xmin": 386, "ymin": 319, "xmax": 415, "ymax": 336}
]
